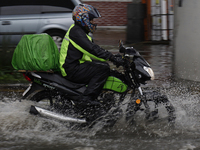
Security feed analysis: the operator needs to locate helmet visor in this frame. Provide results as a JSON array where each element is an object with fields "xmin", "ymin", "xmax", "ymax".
[{"xmin": 88, "ymin": 7, "xmax": 101, "ymax": 20}]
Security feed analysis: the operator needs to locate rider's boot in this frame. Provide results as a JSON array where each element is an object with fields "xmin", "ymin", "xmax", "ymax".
[
  {"xmin": 80, "ymin": 96, "xmax": 101, "ymax": 107},
  {"xmin": 78, "ymin": 96, "xmax": 106, "ymax": 122}
]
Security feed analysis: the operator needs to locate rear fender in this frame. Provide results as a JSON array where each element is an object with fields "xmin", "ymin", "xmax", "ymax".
[{"xmin": 22, "ymin": 82, "xmax": 45, "ymax": 99}]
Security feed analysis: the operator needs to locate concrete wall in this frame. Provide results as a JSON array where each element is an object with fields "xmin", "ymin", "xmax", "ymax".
[{"xmin": 174, "ymin": 0, "xmax": 200, "ymax": 81}]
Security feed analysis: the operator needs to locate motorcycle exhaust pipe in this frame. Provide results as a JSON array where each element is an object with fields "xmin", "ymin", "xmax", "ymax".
[{"xmin": 29, "ymin": 105, "xmax": 86, "ymax": 124}]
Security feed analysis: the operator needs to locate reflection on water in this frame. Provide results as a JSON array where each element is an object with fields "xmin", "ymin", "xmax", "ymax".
[{"xmin": 1, "ymin": 45, "xmax": 200, "ymax": 150}]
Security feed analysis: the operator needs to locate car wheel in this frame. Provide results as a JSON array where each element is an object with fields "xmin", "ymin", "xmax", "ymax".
[{"xmin": 46, "ymin": 31, "xmax": 65, "ymax": 50}]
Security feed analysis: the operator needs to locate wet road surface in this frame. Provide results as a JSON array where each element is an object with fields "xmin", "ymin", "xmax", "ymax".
[{"xmin": 1, "ymin": 30, "xmax": 200, "ymax": 150}]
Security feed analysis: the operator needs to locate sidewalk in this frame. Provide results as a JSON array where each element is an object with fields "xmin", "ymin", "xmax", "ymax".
[{"xmin": 93, "ymin": 26, "xmax": 126, "ymax": 46}]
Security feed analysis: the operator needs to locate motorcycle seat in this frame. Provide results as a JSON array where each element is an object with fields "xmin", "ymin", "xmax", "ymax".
[{"xmin": 34, "ymin": 72, "xmax": 86, "ymax": 89}]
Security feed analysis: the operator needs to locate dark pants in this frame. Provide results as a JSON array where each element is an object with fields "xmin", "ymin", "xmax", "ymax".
[{"xmin": 65, "ymin": 61, "xmax": 110, "ymax": 100}]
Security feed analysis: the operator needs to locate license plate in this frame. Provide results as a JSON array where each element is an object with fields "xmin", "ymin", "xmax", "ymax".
[{"xmin": 22, "ymin": 84, "xmax": 32, "ymax": 96}]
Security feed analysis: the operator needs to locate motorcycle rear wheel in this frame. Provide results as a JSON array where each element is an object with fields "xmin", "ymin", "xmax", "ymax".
[
  {"xmin": 30, "ymin": 90, "xmax": 74, "ymax": 115},
  {"xmin": 29, "ymin": 90, "xmax": 112, "ymax": 125},
  {"xmin": 29, "ymin": 90, "xmax": 123, "ymax": 128}
]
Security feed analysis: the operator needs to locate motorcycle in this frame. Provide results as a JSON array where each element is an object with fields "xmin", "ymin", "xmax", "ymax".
[{"xmin": 21, "ymin": 41, "xmax": 176, "ymax": 127}]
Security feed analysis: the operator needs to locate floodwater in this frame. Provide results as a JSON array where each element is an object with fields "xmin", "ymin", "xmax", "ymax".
[{"xmin": 1, "ymin": 31, "xmax": 200, "ymax": 150}]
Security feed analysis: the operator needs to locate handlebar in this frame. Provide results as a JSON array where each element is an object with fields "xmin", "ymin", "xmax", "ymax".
[{"xmin": 118, "ymin": 40, "xmax": 140, "ymax": 57}]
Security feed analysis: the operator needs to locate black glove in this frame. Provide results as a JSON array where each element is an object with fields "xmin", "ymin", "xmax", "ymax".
[{"xmin": 110, "ymin": 54, "xmax": 124, "ymax": 68}]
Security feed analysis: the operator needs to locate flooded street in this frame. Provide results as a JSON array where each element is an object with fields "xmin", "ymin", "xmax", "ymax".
[
  {"xmin": 1, "ymin": 30, "xmax": 200, "ymax": 150},
  {"xmin": 2, "ymin": 87, "xmax": 200, "ymax": 150}
]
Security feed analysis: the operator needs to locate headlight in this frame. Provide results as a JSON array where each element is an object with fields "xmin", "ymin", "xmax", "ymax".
[{"xmin": 143, "ymin": 66, "xmax": 155, "ymax": 80}]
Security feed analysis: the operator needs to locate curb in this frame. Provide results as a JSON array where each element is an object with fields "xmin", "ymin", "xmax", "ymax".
[
  {"xmin": 97, "ymin": 26, "xmax": 126, "ymax": 31},
  {"xmin": 0, "ymin": 84, "xmax": 28, "ymax": 88}
]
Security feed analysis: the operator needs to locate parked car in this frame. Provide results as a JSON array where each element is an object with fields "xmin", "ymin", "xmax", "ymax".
[{"xmin": 0, "ymin": 0, "xmax": 81, "ymax": 49}]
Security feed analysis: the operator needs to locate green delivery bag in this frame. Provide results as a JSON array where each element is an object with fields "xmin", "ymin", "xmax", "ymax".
[{"xmin": 12, "ymin": 34, "xmax": 60, "ymax": 71}]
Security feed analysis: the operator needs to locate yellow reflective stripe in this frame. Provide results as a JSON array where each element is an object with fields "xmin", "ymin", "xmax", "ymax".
[
  {"xmin": 64, "ymin": 37, "xmax": 69, "ymax": 41},
  {"xmin": 79, "ymin": 34, "xmax": 93, "ymax": 63},
  {"xmin": 87, "ymin": 34, "xmax": 92, "ymax": 41},
  {"xmin": 79, "ymin": 54, "xmax": 92, "ymax": 64},
  {"xmin": 59, "ymin": 40, "xmax": 69, "ymax": 76},
  {"xmin": 69, "ymin": 38, "xmax": 107, "ymax": 62},
  {"xmin": 60, "ymin": 23, "xmax": 107, "ymax": 76},
  {"xmin": 59, "ymin": 24, "xmax": 75, "ymax": 76}
]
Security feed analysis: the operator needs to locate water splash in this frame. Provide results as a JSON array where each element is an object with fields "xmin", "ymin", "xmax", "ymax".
[{"xmin": 1, "ymin": 82, "xmax": 200, "ymax": 150}]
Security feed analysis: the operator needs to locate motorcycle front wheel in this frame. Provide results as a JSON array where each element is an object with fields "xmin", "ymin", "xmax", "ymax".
[{"xmin": 126, "ymin": 91, "xmax": 176, "ymax": 125}]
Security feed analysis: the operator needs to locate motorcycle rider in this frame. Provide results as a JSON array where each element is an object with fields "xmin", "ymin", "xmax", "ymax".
[{"xmin": 59, "ymin": 4, "xmax": 123, "ymax": 107}]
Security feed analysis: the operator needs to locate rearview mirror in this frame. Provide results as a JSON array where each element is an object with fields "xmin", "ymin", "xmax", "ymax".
[{"xmin": 119, "ymin": 40, "xmax": 126, "ymax": 53}]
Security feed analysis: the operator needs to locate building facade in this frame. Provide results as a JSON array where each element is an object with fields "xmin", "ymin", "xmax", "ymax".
[{"xmin": 81, "ymin": 0, "xmax": 132, "ymax": 26}]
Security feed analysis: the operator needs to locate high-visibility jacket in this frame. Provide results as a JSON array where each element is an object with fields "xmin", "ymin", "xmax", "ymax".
[{"xmin": 59, "ymin": 23, "xmax": 113, "ymax": 76}]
